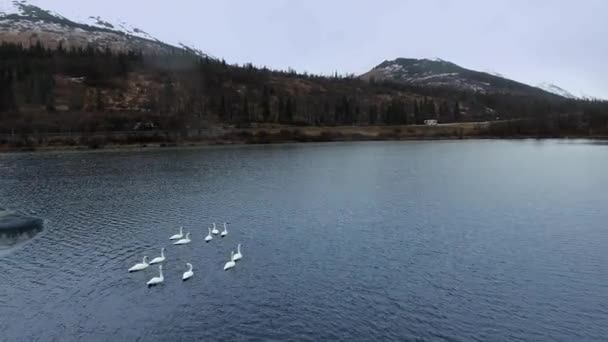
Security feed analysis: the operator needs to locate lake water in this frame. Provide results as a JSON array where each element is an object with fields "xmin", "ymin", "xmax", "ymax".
[{"xmin": 1, "ymin": 140, "xmax": 607, "ymax": 341}]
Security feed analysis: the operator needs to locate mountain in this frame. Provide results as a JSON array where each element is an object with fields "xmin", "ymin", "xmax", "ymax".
[
  {"xmin": 536, "ymin": 82, "xmax": 577, "ymax": 99},
  {"xmin": 1, "ymin": 0, "xmax": 606, "ymax": 148},
  {"xmin": 361, "ymin": 58, "xmax": 562, "ymax": 98},
  {"xmin": 0, "ymin": 0, "xmax": 206, "ymax": 55}
]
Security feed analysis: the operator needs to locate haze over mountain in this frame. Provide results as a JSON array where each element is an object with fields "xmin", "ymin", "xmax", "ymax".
[
  {"xmin": 13, "ymin": 0, "xmax": 607, "ymax": 99},
  {"xmin": 1, "ymin": 0, "xmax": 607, "ymax": 150},
  {"xmin": 0, "ymin": 0, "xmax": 590, "ymax": 101}
]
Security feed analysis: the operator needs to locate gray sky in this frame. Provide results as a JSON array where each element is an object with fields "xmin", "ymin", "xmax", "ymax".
[{"xmin": 33, "ymin": 0, "xmax": 608, "ymax": 98}]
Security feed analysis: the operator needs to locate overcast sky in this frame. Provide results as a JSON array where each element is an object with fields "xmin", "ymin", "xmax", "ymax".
[{"xmin": 32, "ymin": 0, "xmax": 608, "ymax": 98}]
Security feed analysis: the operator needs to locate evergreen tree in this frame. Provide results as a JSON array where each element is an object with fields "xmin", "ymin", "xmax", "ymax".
[
  {"xmin": 219, "ymin": 94, "xmax": 228, "ymax": 122},
  {"xmin": 261, "ymin": 87, "xmax": 271, "ymax": 122},
  {"xmin": 284, "ymin": 97, "xmax": 295, "ymax": 123},
  {"xmin": 438, "ymin": 100, "xmax": 450, "ymax": 123},
  {"xmin": 453, "ymin": 101, "xmax": 461, "ymax": 122},
  {"xmin": 341, "ymin": 96, "xmax": 351, "ymax": 124},
  {"xmin": 243, "ymin": 95, "xmax": 250, "ymax": 122},
  {"xmin": 95, "ymin": 89, "xmax": 104, "ymax": 111},
  {"xmin": 368, "ymin": 104, "xmax": 378, "ymax": 125},
  {"xmin": 322, "ymin": 100, "xmax": 331, "ymax": 125},
  {"xmin": 414, "ymin": 100, "xmax": 422, "ymax": 124},
  {"xmin": 0, "ymin": 67, "xmax": 18, "ymax": 112}
]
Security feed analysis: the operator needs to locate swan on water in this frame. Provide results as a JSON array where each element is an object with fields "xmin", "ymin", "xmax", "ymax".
[
  {"xmin": 224, "ymin": 251, "xmax": 236, "ymax": 270},
  {"xmin": 182, "ymin": 263, "xmax": 194, "ymax": 281},
  {"xmin": 174, "ymin": 232, "xmax": 191, "ymax": 245},
  {"xmin": 147, "ymin": 265, "xmax": 164, "ymax": 286},
  {"xmin": 129, "ymin": 256, "xmax": 149, "ymax": 272},
  {"xmin": 233, "ymin": 244, "xmax": 242, "ymax": 261},
  {"xmin": 205, "ymin": 228, "xmax": 213, "ymax": 242},
  {"xmin": 211, "ymin": 223, "xmax": 219, "ymax": 235},
  {"xmin": 169, "ymin": 226, "xmax": 184, "ymax": 240},
  {"xmin": 149, "ymin": 248, "xmax": 166, "ymax": 265},
  {"xmin": 221, "ymin": 222, "xmax": 228, "ymax": 237}
]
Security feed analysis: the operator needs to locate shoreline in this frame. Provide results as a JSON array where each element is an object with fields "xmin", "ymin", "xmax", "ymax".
[
  {"xmin": 2, "ymin": 122, "xmax": 607, "ymax": 153},
  {"xmin": 2, "ymin": 136, "xmax": 607, "ymax": 155}
]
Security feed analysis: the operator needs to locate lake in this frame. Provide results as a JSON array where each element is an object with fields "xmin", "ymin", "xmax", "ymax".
[{"xmin": 1, "ymin": 140, "xmax": 607, "ymax": 341}]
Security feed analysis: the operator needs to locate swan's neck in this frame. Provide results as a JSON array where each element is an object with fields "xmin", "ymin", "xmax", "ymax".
[
  {"xmin": 188, "ymin": 264, "xmax": 193, "ymax": 271},
  {"xmin": 179, "ymin": 227, "xmax": 183, "ymax": 234},
  {"xmin": 161, "ymin": 249, "xmax": 165, "ymax": 257},
  {"xmin": 143, "ymin": 256, "xmax": 148, "ymax": 263},
  {"xmin": 159, "ymin": 267, "xmax": 163, "ymax": 278},
  {"xmin": 237, "ymin": 245, "xmax": 241, "ymax": 253}
]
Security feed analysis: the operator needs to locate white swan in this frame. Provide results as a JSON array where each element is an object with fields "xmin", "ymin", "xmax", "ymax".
[
  {"xmin": 211, "ymin": 223, "xmax": 219, "ymax": 235},
  {"xmin": 224, "ymin": 251, "xmax": 236, "ymax": 271},
  {"xmin": 221, "ymin": 222, "xmax": 228, "ymax": 237},
  {"xmin": 149, "ymin": 248, "xmax": 166, "ymax": 265},
  {"xmin": 205, "ymin": 228, "xmax": 213, "ymax": 243},
  {"xmin": 233, "ymin": 244, "xmax": 242, "ymax": 261},
  {"xmin": 129, "ymin": 256, "xmax": 149, "ymax": 272},
  {"xmin": 174, "ymin": 232, "xmax": 191, "ymax": 245},
  {"xmin": 182, "ymin": 263, "xmax": 194, "ymax": 281},
  {"xmin": 169, "ymin": 226, "xmax": 184, "ymax": 240},
  {"xmin": 147, "ymin": 265, "xmax": 164, "ymax": 286}
]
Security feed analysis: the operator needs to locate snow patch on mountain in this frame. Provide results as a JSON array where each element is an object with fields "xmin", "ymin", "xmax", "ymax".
[
  {"xmin": 0, "ymin": 0, "xmax": 162, "ymax": 42},
  {"xmin": 0, "ymin": 0, "xmax": 66, "ymax": 20},
  {"xmin": 0, "ymin": 0, "xmax": 210, "ymax": 57},
  {"xmin": 361, "ymin": 58, "xmax": 568, "ymax": 98},
  {"xmin": 536, "ymin": 83, "xmax": 577, "ymax": 99},
  {"xmin": 484, "ymin": 70, "xmax": 505, "ymax": 78},
  {"xmin": 77, "ymin": 15, "xmax": 159, "ymax": 42}
]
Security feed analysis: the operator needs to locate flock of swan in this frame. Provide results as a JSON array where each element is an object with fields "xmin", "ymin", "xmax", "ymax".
[{"xmin": 128, "ymin": 222, "xmax": 243, "ymax": 286}]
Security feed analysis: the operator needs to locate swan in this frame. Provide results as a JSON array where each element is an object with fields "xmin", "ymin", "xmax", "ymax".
[
  {"xmin": 233, "ymin": 244, "xmax": 242, "ymax": 261},
  {"xmin": 169, "ymin": 226, "xmax": 184, "ymax": 240},
  {"xmin": 205, "ymin": 228, "xmax": 213, "ymax": 243},
  {"xmin": 129, "ymin": 256, "xmax": 149, "ymax": 272},
  {"xmin": 224, "ymin": 251, "xmax": 236, "ymax": 270},
  {"xmin": 173, "ymin": 232, "xmax": 191, "ymax": 245},
  {"xmin": 149, "ymin": 248, "xmax": 166, "ymax": 265},
  {"xmin": 182, "ymin": 263, "xmax": 194, "ymax": 281},
  {"xmin": 211, "ymin": 223, "xmax": 219, "ymax": 235},
  {"xmin": 147, "ymin": 265, "xmax": 164, "ymax": 287},
  {"xmin": 221, "ymin": 222, "xmax": 228, "ymax": 237}
]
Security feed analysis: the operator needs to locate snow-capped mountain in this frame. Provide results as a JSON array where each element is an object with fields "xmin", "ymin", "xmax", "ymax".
[
  {"xmin": 484, "ymin": 70, "xmax": 505, "ymax": 78},
  {"xmin": 0, "ymin": 0, "xmax": 207, "ymax": 56},
  {"xmin": 361, "ymin": 58, "xmax": 564, "ymax": 98},
  {"xmin": 536, "ymin": 83, "xmax": 578, "ymax": 99},
  {"xmin": 82, "ymin": 15, "xmax": 159, "ymax": 42}
]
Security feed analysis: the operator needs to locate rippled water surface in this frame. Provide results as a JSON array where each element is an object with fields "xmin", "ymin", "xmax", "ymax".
[{"xmin": 1, "ymin": 140, "xmax": 608, "ymax": 341}]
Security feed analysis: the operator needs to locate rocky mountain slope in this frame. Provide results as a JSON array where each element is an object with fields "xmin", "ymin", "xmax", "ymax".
[
  {"xmin": 361, "ymin": 58, "xmax": 563, "ymax": 98},
  {"xmin": 0, "ymin": 0, "xmax": 205, "ymax": 55}
]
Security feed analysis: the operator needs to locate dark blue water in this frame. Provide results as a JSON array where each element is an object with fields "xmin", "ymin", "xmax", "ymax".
[{"xmin": 1, "ymin": 140, "xmax": 607, "ymax": 341}]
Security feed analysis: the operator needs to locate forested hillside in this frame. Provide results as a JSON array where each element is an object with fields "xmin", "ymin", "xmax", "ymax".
[{"xmin": 1, "ymin": 42, "xmax": 607, "ymax": 142}]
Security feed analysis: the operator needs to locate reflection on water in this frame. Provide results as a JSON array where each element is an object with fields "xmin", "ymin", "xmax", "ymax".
[
  {"xmin": 0, "ymin": 141, "xmax": 607, "ymax": 341},
  {"xmin": 0, "ymin": 208, "xmax": 44, "ymax": 254},
  {"xmin": 556, "ymin": 139, "xmax": 608, "ymax": 146}
]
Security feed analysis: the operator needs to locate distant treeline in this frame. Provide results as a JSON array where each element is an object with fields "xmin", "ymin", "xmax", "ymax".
[{"xmin": 0, "ymin": 42, "xmax": 607, "ymax": 136}]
